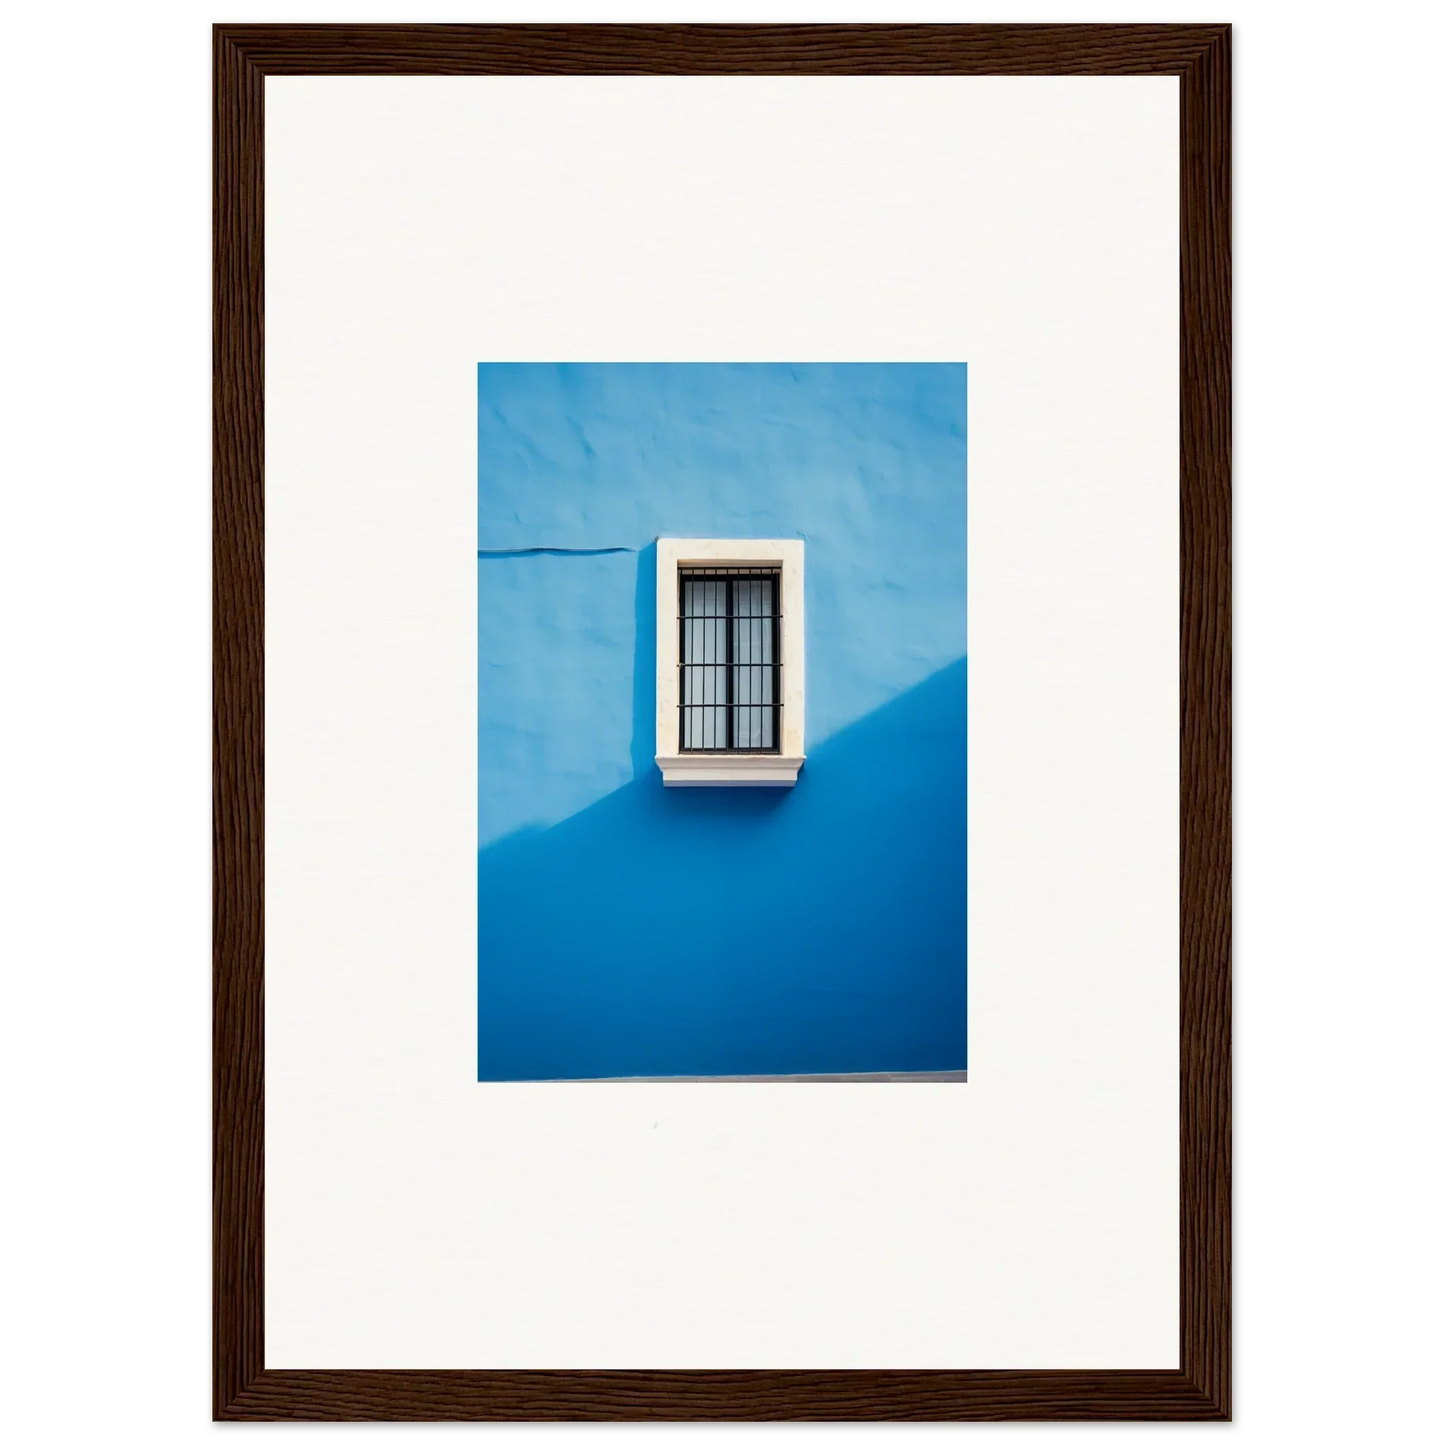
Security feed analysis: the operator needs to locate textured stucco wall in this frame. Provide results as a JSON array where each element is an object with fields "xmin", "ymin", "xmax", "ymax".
[{"xmin": 477, "ymin": 363, "xmax": 966, "ymax": 1079}]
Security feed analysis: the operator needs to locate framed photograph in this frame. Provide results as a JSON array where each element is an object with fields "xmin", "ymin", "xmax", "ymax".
[{"xmin": 215, "ymin": 23, "xmax": 1229, "ymax": 1421}]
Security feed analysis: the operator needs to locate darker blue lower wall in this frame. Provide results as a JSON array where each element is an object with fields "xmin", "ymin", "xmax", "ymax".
[{"xmin": 477, "ymin": 658, "xmax": 967, "ymax": 1080}]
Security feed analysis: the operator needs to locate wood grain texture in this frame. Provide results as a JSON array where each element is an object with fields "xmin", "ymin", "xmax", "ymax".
[
  {"xmin": 218, "ymin": 1368, "xmax": 1218, "ymax": 1422},
  {"xmin": 213, "ymin": 23, "xmax": 265, "ymax": 1422},
  {"xmin": 218, "ymin": 22, "xmax": 1223, "ymax": 75},
  {"xmin": 1177, "ymin": 23, "xmax": 1232, "ymax": 1423},
  {"xmin": 214, "ymin": 23, "xmax": 1230, "ymax": 1422}
]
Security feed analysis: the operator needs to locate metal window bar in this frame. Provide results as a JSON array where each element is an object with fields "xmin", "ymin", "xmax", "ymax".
[{"xmin": 679, "ymin": 567, "xmax": 781, "ymax": 752}]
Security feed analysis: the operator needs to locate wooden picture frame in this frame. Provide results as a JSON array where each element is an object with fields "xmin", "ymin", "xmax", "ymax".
[{"xmin": 214, "ymin": 23, "xmax": 1229, "ymax": 1421}]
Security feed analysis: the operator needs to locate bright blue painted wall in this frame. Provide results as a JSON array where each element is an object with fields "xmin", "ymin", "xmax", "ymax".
[{"xmin": 478, "ymin": 363, "xmax": 966, "ymax": 1079}]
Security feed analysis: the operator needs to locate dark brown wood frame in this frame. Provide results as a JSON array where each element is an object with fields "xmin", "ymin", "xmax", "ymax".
[{"xmin": 215, "ymin": 23, "xmax": 1230, "ymax": 1422}]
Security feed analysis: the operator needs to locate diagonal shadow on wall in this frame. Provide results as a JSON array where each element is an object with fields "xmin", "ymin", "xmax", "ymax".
[
  {"xmin": 478, "ymin": 651, "xmax": 968, "ymax": 1082},
  {"xmin": 630, "ymin": 540, "xmax": 658, "ymax": 779}
]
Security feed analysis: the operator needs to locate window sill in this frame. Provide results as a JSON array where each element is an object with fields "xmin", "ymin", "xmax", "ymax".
[{"xmin": 656, "ymin": 754, "xmax": 805, "ymax": 788}]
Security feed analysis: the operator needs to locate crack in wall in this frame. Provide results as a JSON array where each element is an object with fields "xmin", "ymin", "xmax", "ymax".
[{"xmin": 478, "ymin": 547, "xmax": 637, "ymax": 559}]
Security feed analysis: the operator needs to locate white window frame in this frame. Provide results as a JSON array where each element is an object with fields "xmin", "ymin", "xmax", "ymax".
[{"xmin": 655, "ymin": 538, "xmax": 805, "ymax": 787}]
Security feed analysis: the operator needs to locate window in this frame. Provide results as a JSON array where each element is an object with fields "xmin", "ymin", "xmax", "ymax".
[
  {"xmin": 655, "ymin": 539, "xmax": 804, "ymax": 787},
  {"xmin": 679, "ymin": 567, "xmax": 780, "ymax": 753}
]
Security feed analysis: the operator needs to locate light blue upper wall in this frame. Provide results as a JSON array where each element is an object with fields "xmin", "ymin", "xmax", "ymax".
[
  {"xmin": 478, "ymin": 362, "xmax": 967, "ymax": 748},
  {"xmin": 477, "ymin": 549, "xmax": 637, "ymax": 851}
]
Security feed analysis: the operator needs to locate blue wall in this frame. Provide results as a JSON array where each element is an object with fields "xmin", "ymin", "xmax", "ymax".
[{"xmin": 478, "ymin": 364, "xmax": 967, "ymax": 1079}]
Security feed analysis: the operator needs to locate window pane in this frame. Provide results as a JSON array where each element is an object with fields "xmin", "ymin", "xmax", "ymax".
[
  {"xmin": 680, "ymin": 570, "xmax": 779, "ymax": 753},
  {"xmin": 682, "ymin": 578, "xmax": 726, "ymax": 749},
  {"xmin": 732, "ymin": 577, "xmax": 773, "ymax": 749}
]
